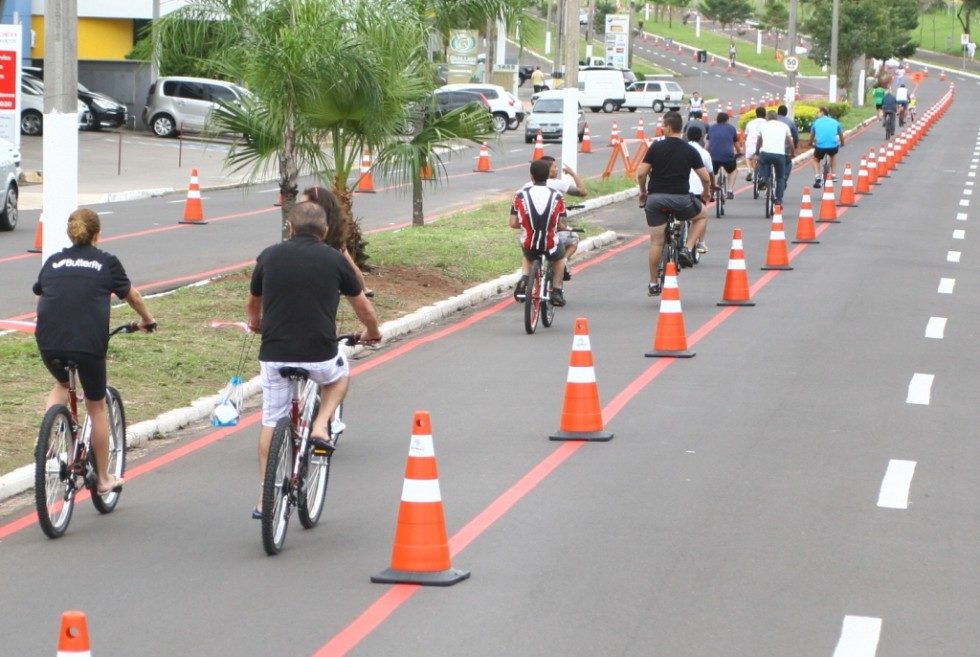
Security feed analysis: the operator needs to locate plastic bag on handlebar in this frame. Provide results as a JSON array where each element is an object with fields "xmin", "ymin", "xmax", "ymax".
[{"xmin": 211, "ymin": 376, "xmax": 245, "ymax": 427}]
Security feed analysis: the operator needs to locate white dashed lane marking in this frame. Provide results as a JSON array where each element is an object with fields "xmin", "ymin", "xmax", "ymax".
[
  {"xmin": 906, "ymin": 373, "xmax": 935, "ymax": 405},
  {"xmin": 832, "ymin": 616, "xmax": 882, "ymax": 657},
  {"xmin": 948, "ymin": 251, "xmax": 961, "ymax": 262},
  {"xmin": 938, "ymin": 278, "xmax": 956, "ymax": 294},
  {"xmin": 956, "ymin": 212, "xmax": 968, "ymax": 220},
  {"xmin": 877, "ymin": 460, "xmax": 917, "ymax": 509},
  {"xmin": 959, "ymin": 199, "xmax": 970, "ymax": 206},
  {"xmin": 953, "ymin": 229, "xmax": 966, "ymax": 239},
  {"xmin": 925, "ymin": 317, "xmax": 947, "ymax": 339}
]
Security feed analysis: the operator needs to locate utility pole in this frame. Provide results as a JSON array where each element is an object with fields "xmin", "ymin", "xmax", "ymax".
[
  {"xmin": 561, "ymin": 0, "xmax": 581, "ymax": 177},
  {"xmin": 151, "ymin": 0, "xmax": 161, "ymax": 81},
  {"xmin": 42, "ymin": 0, "xmax": 79, "ymax": 261},
  {"xmin": 829, "ymin": 0, "xmax": 839, "ymax": 101},
  {"xmin": 786, "ymin": 0, "xmax": 798, "ymax": 113}
]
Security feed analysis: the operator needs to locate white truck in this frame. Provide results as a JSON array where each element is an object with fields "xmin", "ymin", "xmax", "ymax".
[
  {"xmin": 620, "ymin": 80, "xmax": 685, "ymax": 113},
  {"xmin": 577, "ymin": 67, "xmax": 626, "ymax": 113}
]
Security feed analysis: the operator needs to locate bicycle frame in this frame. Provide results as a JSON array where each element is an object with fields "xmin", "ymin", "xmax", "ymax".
[{"xmin": 60, "ymin": 367, "xmax": 94, "ymax": 497}]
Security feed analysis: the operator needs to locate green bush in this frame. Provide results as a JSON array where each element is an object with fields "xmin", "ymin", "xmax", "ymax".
[
  {"xmin": 799, "ymin": 100, "xmax": 850, "ymax": 120},
  {"xmin": 737, "ymin": 104, "xmax": 819, "ymax": 134}
]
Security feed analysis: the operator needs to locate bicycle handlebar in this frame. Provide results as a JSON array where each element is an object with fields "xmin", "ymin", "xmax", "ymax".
[
  {"xmin": 110, "ymin": 322, "xmax": 157, "ymax": 336},
  {"xmin": 566, "ymin": 204, "xmax": 586, "ymax": 210}
]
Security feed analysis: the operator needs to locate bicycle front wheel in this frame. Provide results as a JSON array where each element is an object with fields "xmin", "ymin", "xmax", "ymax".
[
  {"xmin": 35, "ymin": 406, "xmax": 75, "ymax": 538},
  {"xmin": 715, "ymin": 175, "xmax": 725, "ymax": 218},
  {"xmin": 541, "ymin": 274, "xmax": 556, "ymax": 328},
  {"xmin": 298, "ymin": 398, "xmax": 332, "ymax": 529},
  {"xmin": 261, "ymin": 418, "xmax": 293, "ymax": 555},
  {"xmin": 524, "ymin": 259, "xmax": 542, "ymax": 334},
  {"xmin": 92, "ymin": 386, "xmax": 126, "ymax": 514}
]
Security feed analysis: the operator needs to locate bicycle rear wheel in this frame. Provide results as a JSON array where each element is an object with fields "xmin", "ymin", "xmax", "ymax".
[
  {"xmin": 92, "ymin": 386, "xmax": 126, "ymax": 514},
  {"xmin": 715, "ymin": 173, "xmax": 725, "ymax": 218},
  {"xmin": 261, "ymin": 418, "xmax": 293, "ymax": 555},
  {"xmin": 752, "ymin": 166, "xmax": 760, "ymax": 199},
  {"xmin": 35, "ymin": 406, "xmax": 75, "ymax": 538},
  {"xmin": 524, "ymin": 259, "xmax": 542, "ymax": 334},
  {"xmin": 298, "ymin": 398, "xmax": 332, "ymax": 529}
]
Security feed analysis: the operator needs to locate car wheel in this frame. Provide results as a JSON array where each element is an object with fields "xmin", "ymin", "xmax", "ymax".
[
  {"xmin": 627, "ymin": 107, "xmax": 637, "ymax": 112},
  {"xmin": 507, "ymin": 117, "xmax": 520, "ymax": 130},
  {"xmin": 602, "ymin": 101, "xmax": 616, "ymax": 113},
  {"xmin": 83, "ymin": 105, "xmax": 100, "ymax": 131},
  {"xmin": 0, "ymin": 183, "xmax": 17, "ymax": 231},
  {"xmin": 151, "ymin": 113, "xmax": 177, "ymax": 138},
  {"xmin": 653, "ymin": 100, "xmax": 665, "ymax": 112},
  {"xmin": 21, "ymin": 110, "xmax": 42, "ymax": 136},
  {"xmin": 525, "ymin": 135, "xmax": 533, "ymax": 144},
  {"xmin": 590, "ymin": 107, "xmax": 601, "ymax": 113},
  {"xmin": 491, "ymin": 113, "xmax": 508, "ymax": 134}
]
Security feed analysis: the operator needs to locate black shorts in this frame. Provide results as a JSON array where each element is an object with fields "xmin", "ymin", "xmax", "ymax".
[
  {"xmin": 713, "ymin": 160, "xmax": 737, "ymax": 174},
  {"xmin": 874, "ymin": 102, "xmax": 883, "ymax": 110},
  {"xmin": 644, "ymin": 193, "xmax": 702, "ymax": 228},
  {"xmin": 814, "ymin": 146, "xmax": 839, "ymax": 160},
  {"xmin": 522, "ymin": 243, "xmax": 566, "ymax": 262},
  {"xmin": 41, "ymin": 350, "xmax": 108, "ymax": 401}
]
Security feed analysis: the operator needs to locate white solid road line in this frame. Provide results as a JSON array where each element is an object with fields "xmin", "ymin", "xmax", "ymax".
[
  {"xmin": 877, "ymin": 460, "xmax": 917, "ymax": 509},
  {"xmin": 832, "ymin": 616, "xmax": 882, "ymax": 657},
  {"xmin": 925, "ymin": 316, "xmax": 947, "ymax": 339},
  {"xmin": 938, "ymin": 278, "xmax": 956, "ymax": 294},
  {"xmin": 947, "ymin": 251, "xmax": 961, "ymax": 262},
  {"xmin": 906, "ymin": 373, "xmax": 935, "ymax": 405},
  {"xmin": 953, "ymin": 229, "xmax": 966, "ymax": 239}
]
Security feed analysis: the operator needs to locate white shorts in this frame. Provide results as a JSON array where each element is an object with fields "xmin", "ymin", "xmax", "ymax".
[
  {"xmin": 557, "ymin": 230, "xmax": 580, "ymax": 248},
  {"xmin": 260, "ymin": 355, "xmax": 349, "ymax": 428}
]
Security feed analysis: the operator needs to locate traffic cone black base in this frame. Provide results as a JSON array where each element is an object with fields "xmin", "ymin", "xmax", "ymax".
[
  {"xmin": 371, "ymin": 567, "xmax": 470, "ymax": 587},
  {"xmin": 550, "ymin": 430, "xmax": 613, "ymax": 442}
]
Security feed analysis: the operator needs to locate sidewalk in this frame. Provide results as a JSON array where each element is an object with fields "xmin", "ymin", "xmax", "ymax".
[{"xmin": 17, "ymin": 128, "xmax": 265, "ymax": 211}]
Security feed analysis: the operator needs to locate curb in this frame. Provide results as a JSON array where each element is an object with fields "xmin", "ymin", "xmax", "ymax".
[{"xmin": 0, "ymin": 198, "xmax": 622, "ymax": 502}]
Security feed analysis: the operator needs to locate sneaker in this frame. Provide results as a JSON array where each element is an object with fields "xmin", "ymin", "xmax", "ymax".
[
  {"xmin": 814, "ymin": 176, "xmax": 822, "ymax": 187},
  {"xmin": 745, "ymin": 171, "xmax": 753, "ymax": 182},
  {"xmin": 513, "ymin": 276, "xmax": 527, "ymax": 302},
  {"xmin": 678, "ymin": 247, "xmax": 694, "ymax": 268},
  {"xmin": 563, "ymin": 265, "xmax": 572, "ymax": 281},
  {"xmin": 309, "ymin": 436, "xmax": 336, "ymax": 455},
  {"xmin": 696, "ymin": 241, "xmax": 708, "ymax": 254},
  {"xmin": 648, "ymin": 282, "xmax": 662, "ymax": 296},
  {"xmin": 726, "ymin": 190, "xmax": 734, "ymax": 200},
  {"xmin": 550, "ymin": 288, "xmax": 566, "ymax": 307}
]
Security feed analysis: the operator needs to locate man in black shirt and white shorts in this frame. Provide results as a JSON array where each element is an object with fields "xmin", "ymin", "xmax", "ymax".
[
  {"xmin": 636, "ymin": 111, "xmax": 712, "ymax": 296},
  {"xmin": 247, "ymin": 201, "xmax": 381, "ymax": 517}
]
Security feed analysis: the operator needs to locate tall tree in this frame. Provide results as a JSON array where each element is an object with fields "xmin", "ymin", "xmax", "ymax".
[
  {"xmin": 759, "ymin": 0, "xmax": 788, "ymax": 51},
  {"xmin": 957, "ymin": 0, "xmax": 980, "ymax": 36},
  {"xmin": 699, "ymin": 0, "xmax": 754, "ymax": 33}
]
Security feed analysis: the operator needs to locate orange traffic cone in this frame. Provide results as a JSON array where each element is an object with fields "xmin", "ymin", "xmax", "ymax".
[
  {"xmin": 179, "ymin": 168, "xmax": 207, "ymax": 224},
  {"xmin": 717, "ymin": 228, "xmax": 756, "ymax": 306},
  {"xmin": 646, "ymin": 262, "xmax": 695, "ymax": 358},
  {"xmin": 856, "ymin": 157, "xmax": 872, "ymax": 195},
  {"xmin": 940, "ymin": 70, "xmax": 946, "ymax": 81},
  {"xmin": 550, "ymin": 317, "xmax": 613, "ymax": 442},
  {"xmin": 57, "ymin": 610, "xmax": 91, "ymax": 657},
  {"xmin": 473, "ymin": 142, "xmax": 492, "ymax": 172},
  {"xmin": 28, "ymin": 215, "xmax": 42, "ymax": 253},
  {"xmin": 356, "ymin": 149, "xmax": 376, "ymax": 193},
  {"xmin": 655, "ymin": 117, "xmax": 664, "ymax": 137},
  {"xmin": 867, "ymin": 148, "xmax": 880, "ymax": 186},
  {"xmin": 421, "ymin": 162, "xmax": 436, "ymax": 181},
  {"xmin": 761, "ymin": 205, "xmax": 793, "ymax": 270},
  {"xmin": 792, "ymin": 187, "xmax": 819, "ymax": 244},
  {"xmin": 817, "ymin": 178, "xmax": 839, "ymax": 223},
  {"xmin": 886, "ymin": 142, "xmax": 897, "ymax": 172},
  {"xmin": 609, "ymin": 122, "xmax": 620, "ymax": 146},
  {"xmin": 532, "ymin": 131, "xmax": 545, "ymax": 160},
  {"xmin": 635, "ymin": 118, "xmax": 646, "ymax": 140},
  {"xmin": 876, "ymin": 146, "xmax": 889, "ymax": 179},
  {"xmin": 371, "ymin": 411, "xmax": 470, "ymax": 586},
  {"xmin": 838, "ymin": 163, "xmax": 857, "ymax": 207},
  {"xmin": 581, "ymin": 124, "xmax": 593, "ymax": 154}
]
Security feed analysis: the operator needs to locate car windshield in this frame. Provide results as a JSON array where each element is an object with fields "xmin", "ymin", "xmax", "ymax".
[
  {"xmin": 78, "ymin": 82, "xmax": 89, "ymax": 92},
  {"xmin": 534, "ymin": 99, "xmax": 563, "ymax": 113}
]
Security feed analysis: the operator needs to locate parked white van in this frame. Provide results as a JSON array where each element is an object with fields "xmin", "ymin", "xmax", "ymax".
[{"xmin": 577, "ymin": 67, "xmax": 626, "ymax": 113}]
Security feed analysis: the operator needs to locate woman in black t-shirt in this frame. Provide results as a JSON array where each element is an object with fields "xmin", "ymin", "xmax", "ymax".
[{"xmin": 33, "ymin": 208, "xmax": 156, "ymax": 495}]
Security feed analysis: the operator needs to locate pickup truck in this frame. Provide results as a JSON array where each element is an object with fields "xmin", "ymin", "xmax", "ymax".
[{"xmin": 620, "ymin": 80, "xmax": 685, "ymax": 113}]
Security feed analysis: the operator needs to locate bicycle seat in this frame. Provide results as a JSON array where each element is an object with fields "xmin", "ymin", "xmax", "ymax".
[
  {"xmin": 49, "ymin": 358, "xmax": 77, "ymax": 372},
  {"xmin": 278, "ymin": 367, "xmax": 310, "ymax": 380}
]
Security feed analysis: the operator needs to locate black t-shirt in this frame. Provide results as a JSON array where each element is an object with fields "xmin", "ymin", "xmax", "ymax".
[
  {"xmin": 250, "ymin": 233, "xmax": 362, "ymax": 362},
  {"xmin": 33, "ymin": 244, "xmax": 132, "ymax": 356},
  {"xmin": 643, "ymin": 137, "xmax": 705, "ymax": 195}
]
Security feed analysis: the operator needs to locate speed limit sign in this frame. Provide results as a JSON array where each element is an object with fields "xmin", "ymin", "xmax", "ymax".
[{"xmin": 783, "ymin": 56, "xmax": 800, "ymax": 72}]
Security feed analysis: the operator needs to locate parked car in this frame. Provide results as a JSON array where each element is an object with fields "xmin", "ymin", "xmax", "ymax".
[
  {"xmin": 142, "ymin": 76, "xmax": 250, "ymax": 138},
  {"xmin": 23, "ymin": 67, "xmax": 127, "ymax": 131},
  {"xmin": 19, "ymin": 76, "xmax": 90, "ymax": 136},
  {"xmin": 524, "ymin": 90, "xmax": 585, "ymax": 144},
  {"xmin": 620, "ymin": 80, "xmax": 685, "ymax": 112},
  {"xmin": 0, "ymin": 137, "xmax": 19, "ymax": 231},
  {"xmin": 437, "ymin": 83, "xmax": 524, "ymax": 132}
]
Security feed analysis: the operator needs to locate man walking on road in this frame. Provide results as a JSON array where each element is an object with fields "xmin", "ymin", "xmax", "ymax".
[
  {"xmin": 247, "ymin": 201, "xmax": 382, "ymax": 518},
  {"xmin": 531, "ymin": 66, "xmax": 546, "ymax": 94},
  {"xmin": 636, "ymin": 111, "xmax": 711, "ymax": 296}
]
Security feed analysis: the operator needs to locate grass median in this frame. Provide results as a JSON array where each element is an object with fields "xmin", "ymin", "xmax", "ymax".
[{"xmin": 0, "ymin": 173, "xmax": 636, "ymax": 476}]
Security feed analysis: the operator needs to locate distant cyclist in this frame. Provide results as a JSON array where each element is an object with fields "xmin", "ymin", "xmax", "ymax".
[
  {"xmin": 687, "ymin": 91, "xmax": 704, "ymax": 118},
  {"xmin": 755, "ymin": 110, "xmax": 793, "ymax": 207},
  {"xmin": 683, "ymin": 109, "xmax": 708, "ymax": 147},
  {"xmin": 872, "ymin": 84, "xmax": 886, "ymax": 119},
  {"xmin": 895, "ymin": 83, "xmax": 910, "ymax": 125},
  {"xmin": 809, "ymin": 106, "xmax": 844, "ymax": 187},
  {"xmin": 743, "ymin": 106, "xmax": 767, "ymax": 182},
  {"xmin": 512, "ymin": 159, "xmax": 567, "ymax": 306},
  {"xmin": 522, "ymin": 156, "xmax": 587, "ymax": 280},
  {"xmin": 685, "ymin": 125, "xmax": 715, "ymax": 255},
  {"xmin": 706, "ymin": 111, "xmax": 740, "ymax": 197},
  {"xmin": 776, "ymin": 105, "xmax": 799, "ymax": 189}
]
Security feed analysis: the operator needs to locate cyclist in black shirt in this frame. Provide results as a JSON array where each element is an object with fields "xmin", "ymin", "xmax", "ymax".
[
  {"xmin": 636, "ymin": 111, "xmax": 711, "ymax": 295},
  {"xmin": 33, "ymin": 208, "xmax": 156, "ymax": 495},
  {"xmin": 247, "ymin": 200, "xmax": 381, "ymax": 517}
]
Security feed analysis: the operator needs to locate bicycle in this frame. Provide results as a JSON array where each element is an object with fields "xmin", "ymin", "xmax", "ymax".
[
  {"xmin": 34, "ymin": 323, "xmax": 154, "ymax": 539},
  {"xmin": 751, "ymin": 160, "xmax": 761, "ymax": 200},
  {"xmin": 517, "ymin": 211, "xmax": 583, "ymax": 335},
  {"xmin": 656, "ymin": 209, "xmax": 696, "ymax": 292},
  {"xmin": 261, "ymin": 334, "xmax": 359, "ymax": 556},
  {"xmin": 883, "ymin": 110, "xmax": 896, "ymax": 140},
  {"xmin": 756, "ymin": 164, "xmax": 775, "ymax": 218},
  {"xmin": 715, "ymin": 169, "xmax": 727, "ymax": 218}
]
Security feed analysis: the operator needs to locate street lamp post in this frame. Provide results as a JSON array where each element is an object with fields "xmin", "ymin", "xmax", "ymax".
[{"xmin": 829, "ymin": 0, "xmax": 840, "ymax": 101}]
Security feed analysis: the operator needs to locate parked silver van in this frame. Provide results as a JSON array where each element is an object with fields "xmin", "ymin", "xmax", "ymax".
[{"xmin": 141, "ymin": 76, "xmax": 249, "ymax": 138}]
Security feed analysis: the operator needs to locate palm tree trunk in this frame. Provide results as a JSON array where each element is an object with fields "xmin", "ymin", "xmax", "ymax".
[
  {"xmin": 412, "ymin": 176, "xmax": 424, "ymax": 227},
  {"xmin": 278, "ymin": 120, "xmax": 298, "ymax": 241}
]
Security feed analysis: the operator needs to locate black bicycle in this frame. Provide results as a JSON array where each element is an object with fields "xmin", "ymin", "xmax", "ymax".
[
  {"xmin": 656, "ymin": 210, "xmax": 697, "ymax": 292},
  {"xmin": 757, "ymin": 164, "xmax": 775, "ymax": 218},
  {"xmin": 715, "ymin": 168, "xmax": 727, "ymax": 218},
  {"xmin": 34, "ymin": 323, "xmax": 154, "ymax": 539},
  {"xmin": 883, "ymin": 110, "xmax": 896, "ymax": 140},
  {"xmin": 261, "ymin": 334, "xmax": 358, "ymax": 555}
]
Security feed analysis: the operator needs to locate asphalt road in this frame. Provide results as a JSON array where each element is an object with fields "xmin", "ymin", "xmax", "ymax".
[{"xmin": 0, "ymin": 74, "xmax": 977, "ymax": 656}]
